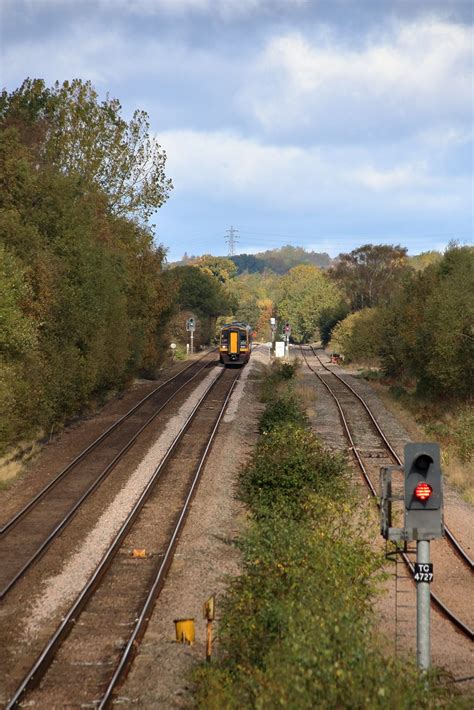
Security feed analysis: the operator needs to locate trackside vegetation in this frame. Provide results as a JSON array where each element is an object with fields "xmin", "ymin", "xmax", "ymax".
[
  {"xmin": 327, "ymin": 245, "xmax": 473, "ymax": 492},
  {"xmin": 0, "ymin": 79, "xmax": 232, "ymax": 457},
  {"xmin": 194, "ymin": 362, "xmax": 463, "ymax": 709}
]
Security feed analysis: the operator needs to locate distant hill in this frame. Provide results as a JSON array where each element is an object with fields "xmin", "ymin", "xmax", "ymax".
[{"xmin": 231, "ymin": 245, "xmax": 332, "ymax": 275}]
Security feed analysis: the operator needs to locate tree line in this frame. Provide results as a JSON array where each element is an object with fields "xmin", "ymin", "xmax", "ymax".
[
  {"xmin": 0, "ymin": 79, "xmax": 232, "ymax": 455},
  {"xmin": 200, "ymin": 242, "xmax": 472, "ymax": 403},
  {"xmin": 325, "ymin": 243, "xmax": 473, "ymax": 401}
]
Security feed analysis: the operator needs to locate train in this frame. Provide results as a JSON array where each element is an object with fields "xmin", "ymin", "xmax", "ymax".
[{"xmin": 219, "ymin": 322, "xmax": 253, "ymax": 366}]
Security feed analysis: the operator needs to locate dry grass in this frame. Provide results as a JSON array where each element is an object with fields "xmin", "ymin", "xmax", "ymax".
[{"xmin": 0, "ymin": 435, "xmax": 44, "ymax": 488}]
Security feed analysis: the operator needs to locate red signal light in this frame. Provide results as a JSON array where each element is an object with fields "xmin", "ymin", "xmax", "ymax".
[{"xmin": 414, "ymin": 482, "xmax": 432, "ymax": 502}]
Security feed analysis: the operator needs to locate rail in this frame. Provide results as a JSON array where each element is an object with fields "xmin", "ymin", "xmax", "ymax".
[
  {"xmin": 6, "ymin": 366, "xmax": 240, "ymax": 708},
  {"xmin": 300, "ymin": 345, "xmax": 473, "ymax": 641}
]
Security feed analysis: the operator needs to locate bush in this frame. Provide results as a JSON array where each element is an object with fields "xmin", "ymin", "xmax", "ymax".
[
  {"xmin": 241, "ymin": 422, "xmax": 346, "ymax": 517},
  {"xmin": 259, "ymin": 394, "xmax": 308, "ymax": 433},
  {"xmin": 329, "ymin": 308, "xmax": 382, "ymax": 364}
]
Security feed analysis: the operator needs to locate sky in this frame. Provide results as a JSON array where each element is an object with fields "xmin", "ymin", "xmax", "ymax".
[{"xmin": 1, "ymin": 0, "xmax": 473, "ymax": 262}]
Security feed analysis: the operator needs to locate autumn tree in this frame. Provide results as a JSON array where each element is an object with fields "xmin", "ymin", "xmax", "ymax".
[
  {"xmin": 329, "ymin": 244, "xmax": 409, "ymax": 311},
  {"xmin": 409, "ymin": 251, "xmax": 442, "ymax": 272},
  {"xmin": 225, "ymin": 271, "xmax": 280, "ymax": 335},
  {"xmin": 329, "ymin": 308, "xmax": 383, "ymax": 363}
]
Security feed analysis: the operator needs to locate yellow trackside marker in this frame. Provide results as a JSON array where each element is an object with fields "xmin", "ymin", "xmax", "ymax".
[
  {"xmin": 132, "ymin": 549, "xmax": 147, "ymax": 558},
  {"xmin": 174, "ymin": 618, "xmax": 195, "ymax": 645}
]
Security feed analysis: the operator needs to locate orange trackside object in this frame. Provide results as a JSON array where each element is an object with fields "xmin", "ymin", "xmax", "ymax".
[{"xmin": 132, "ymin": 549, "xmax": 147, "ymax": 558}]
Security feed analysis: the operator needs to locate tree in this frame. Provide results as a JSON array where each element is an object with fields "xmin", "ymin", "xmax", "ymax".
[
  {"xmin": 317, "ymin": 303, "xmax": 350, "ymax": 347},
  {"xmin": 329, "ymin": 244, "xmax": 409, "ymax": 311},
  {"xmin": 0, "ymin": 84, "xmax": 175, "ymax": 452},
  {"xmin": 192, "ymin": 255, "xmax": 237, "ymax": 283},
  {"xmin": 277, "ymin": 265, "xmax": 342, "ymax": 342},
  {"xmin": 418, "ymin": 246, "xmax": 473, "ymax": 397},
  {"xmin": 167, "ymin": 266, "xmax": 232, "ymax": 318},
  {"xmin": 409, "ymin": 251, "xmax": 442, "ymax": 272},
  {"xmin": 379, "ymin": 245, "xmax": 473, "ymax": 399},
  {"xmin": 0, "ymin": 78, "xmax": 173, "ymax": 222},
  {"xmin": 329, "ymin": 309, "xmax": 383, "ymax": 363},
  {"xmin": 225, "ymin": 271, "xmax": 280, "ymax": 335},
  {"xmin": 0, "ymin": 244, "xmax": 37, "ymax": 357}
]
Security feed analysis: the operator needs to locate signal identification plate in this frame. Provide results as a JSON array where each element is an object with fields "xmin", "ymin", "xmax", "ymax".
[{"xmin": 413, "ymin": 563, "xmax": 433, "ymax": 583}]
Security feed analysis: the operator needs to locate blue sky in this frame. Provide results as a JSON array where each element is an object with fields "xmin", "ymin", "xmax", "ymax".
[{"xmin": 1, "ymin": 0, "xmax": 473, "ymax": 262}]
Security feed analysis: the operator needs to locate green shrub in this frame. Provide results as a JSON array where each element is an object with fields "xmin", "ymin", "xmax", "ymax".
[
  {"xmin": 241, "ymin": 422, "xmax": 346, "ymax": 517},
  {"xmin": 329, "ymin": 308, "xmax": 382, "ymax": 364},
  {"xmin": 259, "ymin": 394, "xmax": 308, "ymax": 433},
  {"xmin": 196, "ymin": 496, "xmax": 458, "ymax": 709}
]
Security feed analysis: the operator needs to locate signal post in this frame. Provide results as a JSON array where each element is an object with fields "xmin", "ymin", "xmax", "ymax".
[
  {"xmin": 186, "ymin": 317, "xmax": 196, "ymax": 354},
  {"xmin": 380, "ymin": 443, "xmax": 443, "ymax": 671}
]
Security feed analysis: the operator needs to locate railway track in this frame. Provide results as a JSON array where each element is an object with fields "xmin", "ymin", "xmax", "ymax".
[
  {"xmin": 5, "ymin": 365, "xmax": 240, "ymax": 708},
  {"xmin": 300, "ymin": 345, "xmax": 473, "ymax": 641},
  {"xmin": 0, "ymin": 351, "xmax": 217, "ymax": 600}
]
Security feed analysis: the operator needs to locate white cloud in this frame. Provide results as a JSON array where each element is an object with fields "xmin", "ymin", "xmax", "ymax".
[
  {"xmin": 3, "ymin": 26, "xmax": 126, "ymax": 85},
  {"xmin": 160, "ymin": 128, "xmax": 467, "ymax": 212},
  {"xmin": 239, "ymin": 19, "xmax": 473, "ymax": 139},
  {"xmin": 353, "ymin": 164, "xmax": 430, "ymax": 190}
]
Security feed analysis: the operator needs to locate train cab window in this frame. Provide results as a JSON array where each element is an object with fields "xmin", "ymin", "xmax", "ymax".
[
  {"xmin": 240, "ymin": 331, "xmax": 247, "ymax": 347},
  {"xmin": 221, "ymin": 332, "xmax": 228, "ymax": 345}
]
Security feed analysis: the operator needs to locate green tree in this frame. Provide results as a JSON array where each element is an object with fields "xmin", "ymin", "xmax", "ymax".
[
  {"xmin": 329, "ymin": 308, "xmax": 383, "ymax": 363},
  {"xmin": 0, "ymin": 78, "xmax": 173, "ymax": 222},
  {"xmin": 329, "ymin": 244, "xmax": 409, "ymax": 311},
  {"xmin": 379, "ymin": 245, "xmax": 473, "ymax": 399},
  {"xmin": 0, "ymin": 83, "xmax": 174, "ymax": 452},
  {"xmin": 418, "ymin": 246, "xmax": 473, "ymax": 397},
  {"xmin": 277, "ymin": 265, "xmax": 342, "ymax": 342},
  {"xmin": 317, "ymin": 302, "xmax": 350, "ymax": 346},
  {"xmin": 167, "ymin": 266, "xmax": 232, "ymax": 318}
]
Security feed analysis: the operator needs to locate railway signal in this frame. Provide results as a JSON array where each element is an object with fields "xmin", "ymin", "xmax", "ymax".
[
  {"xmin": 283, "ymin": 322, "xmax": 291, "ymax": 355},
  {"xmin": 380, "ymin": 442, "xmax": 444, "ymax": 672},
  {"xmin": 404, "ymin": 443, "xmax": 443, "ymax": 540},
  {"xmin": 186, "ymin": 317, "xmax": 196, "ymax": 354},
  {"xmin": 269, "ymin": 317, "xmax": 277, "ymax": 354}
]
